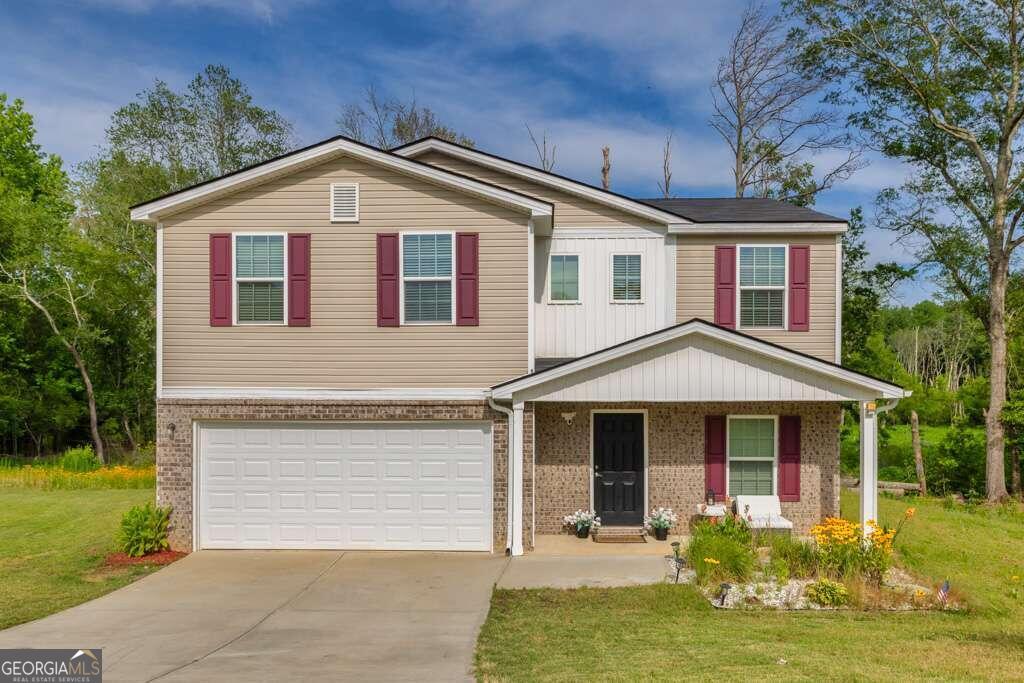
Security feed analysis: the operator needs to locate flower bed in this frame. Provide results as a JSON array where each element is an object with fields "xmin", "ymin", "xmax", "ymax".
[{"xmin": 669, "ymin": 507, "xmax": 957, "ymax": 610}]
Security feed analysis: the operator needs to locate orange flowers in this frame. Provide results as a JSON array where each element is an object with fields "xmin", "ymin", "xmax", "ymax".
[
  {"xmin": 905, "ymin": 507, "xmax": 916, "ymax": 519},
  {"xmin": 0, "ymin": 464, "xmax": 156, "ymax": 490}
]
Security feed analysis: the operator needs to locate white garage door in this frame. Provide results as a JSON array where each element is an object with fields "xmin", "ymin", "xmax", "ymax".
[{"xmin": 198, "ymin": 422, "xmax": 492, "ymax": 551}]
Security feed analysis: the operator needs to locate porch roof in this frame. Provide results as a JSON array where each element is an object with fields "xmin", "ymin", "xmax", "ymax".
[{"xmin": 492, "ymin": 319, "xmax": 907, "ymax": 403}]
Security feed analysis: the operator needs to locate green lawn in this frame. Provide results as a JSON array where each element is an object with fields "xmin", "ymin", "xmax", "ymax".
[
  {"xmin": 0, "ymin": 488, "xmax": 160, "ymax": 630},
  {"xmin": 475, "ymin": 491, "xmax": 1024, "ymax": 681}
]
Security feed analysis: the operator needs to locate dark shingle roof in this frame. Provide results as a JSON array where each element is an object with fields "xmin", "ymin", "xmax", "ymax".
[{"xmin": 638, "ymin": 197, "xmax": 845, "ymax": 223}]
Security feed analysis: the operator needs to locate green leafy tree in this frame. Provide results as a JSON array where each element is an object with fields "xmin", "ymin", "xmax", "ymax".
[{"xmin": 790, "ymin": 0, "xmax": 1024, "ymax": 501}]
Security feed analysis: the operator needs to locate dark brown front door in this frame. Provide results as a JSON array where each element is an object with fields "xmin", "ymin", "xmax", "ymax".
[{"xmin": 593, "ymin": 412, "xmax": 645, "ymax": 526}]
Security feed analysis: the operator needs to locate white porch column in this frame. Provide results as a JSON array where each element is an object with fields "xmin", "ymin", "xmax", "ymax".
[
  {"xmin": 859, "ymin": 400, "xmax": 879, "ymax": 537},
  {"xmin": 510, "ymin": 401, "xmax": 525, "ymax": 556}
]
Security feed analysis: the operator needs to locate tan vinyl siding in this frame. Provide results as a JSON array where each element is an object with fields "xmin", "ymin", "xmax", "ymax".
[
  {"xmin": 676, "ymin": 234, "xmax": 838, "ymax": 362},
  {"xmin": 161, "ymin": 154, "xmax": 529, "ymax": 389},
  {"xmin": 416, "ymin": 150, "xmax": 660, "ymax": 228}
]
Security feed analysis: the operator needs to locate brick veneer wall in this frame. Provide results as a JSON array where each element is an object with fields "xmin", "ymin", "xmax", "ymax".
[
  {"xmin": 534, "ymin": 402, "xmax": 841, "ymax": 536},
  {"xmin": 156, "ymin": 399, "xmax": 518, "ymax": 552}
]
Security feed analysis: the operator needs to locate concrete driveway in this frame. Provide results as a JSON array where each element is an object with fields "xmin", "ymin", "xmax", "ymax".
[{"xmin": 0, "ymin": 551, "xmax": 508, "ymax": 682}]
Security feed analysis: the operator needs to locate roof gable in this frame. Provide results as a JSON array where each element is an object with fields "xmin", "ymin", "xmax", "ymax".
[
  {"xmin": 393, "ymin": 137, "xmax": 688, "ymax": 228},
  {"xmin": 492, "ymin": 320, "xmax": 906, "ymax": 402},
  {"xmin": 129, "ymin": 135, "xmax": 553, "ymax": 226}
]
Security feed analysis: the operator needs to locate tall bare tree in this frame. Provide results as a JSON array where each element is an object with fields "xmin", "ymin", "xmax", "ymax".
[
  {"xmin": 657, "ymin": 131, "xmax": 674, "ymax": 198},
  {"xmin": 526, "ymin": 124, "xmax": 556, "ymax": 172},
  {"xmin": 791, "ymin": 0, "xmax": 1024, "ymax": 501},
  {"xmin": 339, "ymin": 86, "xmax": 474, "ymax": 150},
  {"xmin": 601, "ymin": 146, "xmax": 611, "ymax": 190},
  {"xmin": 711, "ymin": 2, "xmax": 862, "ymax": 205}
]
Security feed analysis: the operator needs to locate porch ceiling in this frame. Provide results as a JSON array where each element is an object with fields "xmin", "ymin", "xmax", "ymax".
[{"xmin": 493, "ymin": 320, "xmax": 907, "ymax": 403}]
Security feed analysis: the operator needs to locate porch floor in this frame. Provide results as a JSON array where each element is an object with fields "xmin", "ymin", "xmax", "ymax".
[{"xmin": 531, "ymin": 533, "xmax": 688, "ymax": 557}]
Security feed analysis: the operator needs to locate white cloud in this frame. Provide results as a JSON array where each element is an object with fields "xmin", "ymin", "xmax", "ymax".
[{"xmin": 81, "ymin": 0, "xmax": 317, "ymax": 22}]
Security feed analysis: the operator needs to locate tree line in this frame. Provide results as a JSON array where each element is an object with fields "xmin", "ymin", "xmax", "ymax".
[{"xmin": 2, "ymin": 1, "xmax": 1024, "ymax": 503}]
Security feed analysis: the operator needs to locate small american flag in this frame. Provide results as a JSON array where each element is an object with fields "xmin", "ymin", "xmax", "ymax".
[{"xmin": 937, "ymin": 580, "xmax": 950, "ymax": 604}]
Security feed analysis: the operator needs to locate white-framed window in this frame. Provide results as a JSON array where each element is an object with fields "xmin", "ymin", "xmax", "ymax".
[
  {"xmin": 400, "ymin": 232, "xmax": 454, "ymax": 325},
  {"xmin": 727, "ymin": 415, "xmax": 777, "ymax": 496},
  {"xmin": 611, "ymin": 253, "xmax": 642, "ymax": 303},
  {"xmin": 233, "ymin": 233, "xmax": 287, "ymax": 325},
  {"xmin": 330, "ymin": 183, "xmax": 359, "ymax": 222},
  {"xmin": 548, "ymin": 253, "xmax": 581, "ymax": 303},
  {"xmin": 737, "ymin": 245, "xmax": 786, "ymax": 328}
]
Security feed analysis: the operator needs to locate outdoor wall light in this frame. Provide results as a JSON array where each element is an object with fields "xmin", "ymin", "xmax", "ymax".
[{"xmin": 561, "ymin": 412, "xmax": 576, "ymax": 426}]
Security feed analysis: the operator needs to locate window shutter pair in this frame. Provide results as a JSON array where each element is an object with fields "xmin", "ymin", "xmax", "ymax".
[
  {"xmin": 376, "ymin": 233, "xmax": 479, "ymax": 327},
  {"xmin": 208, "ymin": 234, "xmax": 310, "ymax": 326},
  {"xmin": 712, "ymin": 245, "xmax": 810, "ymax": 331},
  {"xmin": 704, "ymin": 415, "xmax": 801, "ymax": 502}
]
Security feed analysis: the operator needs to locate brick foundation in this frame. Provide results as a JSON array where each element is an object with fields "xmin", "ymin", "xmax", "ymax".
[
  {"xmin": 533, "ymin": 402, "xmax": 841, "ymax": 536},
  {"xmin": 156, "ymin": 399, "xmax": 522, "ymax": 552}
]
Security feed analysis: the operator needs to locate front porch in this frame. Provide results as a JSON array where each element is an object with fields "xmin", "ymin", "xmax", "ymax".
[{"xmin": 493, "ymin": 320, "xmax": 908, "ymax": 555}]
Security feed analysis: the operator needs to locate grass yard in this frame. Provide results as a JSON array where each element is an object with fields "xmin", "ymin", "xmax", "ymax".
[
  {"xmin": 475, "ymin": 491, "xmax": 1024, "ymax": 681},
  {"xmin": 0, "ymin": 488, "xmax": 160, "ymax": 630}
]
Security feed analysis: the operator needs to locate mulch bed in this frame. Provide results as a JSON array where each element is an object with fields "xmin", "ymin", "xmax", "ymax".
[{"xmin": 104, "ymin": 550, "xmax": 186, "ymax": 567}]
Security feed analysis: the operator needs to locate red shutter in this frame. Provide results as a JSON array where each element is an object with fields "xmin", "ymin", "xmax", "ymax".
[
  {"xmin": 377, "ymin": 233, "xmax": 399, "ymax": 327},
  {"xmin": 209, "ymin": 234, "xmax": 232, "ymax": 326},
  {"xmin": 705, "ymin": 415, "xmax": 727, "ymax": 500},
  {"xmin": 714, "ymin": 245, "xmax": 736, "ymax": 328},
  {"xmin": 456, "ymin": 232, "xmax": 479, "ymax": 326},
  {"xmin": 288, "ymin": 233, "xmax": 311, "ymax": 327},
  {"xmin": 778, "ymin": 415, "xmax": 801, "ymax": 502},
  {"xmin": 789, "ymin": 245, "xmax": 810, "ymax": 331}
]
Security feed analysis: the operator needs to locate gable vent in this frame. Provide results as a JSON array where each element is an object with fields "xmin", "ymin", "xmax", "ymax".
[{"xmin": 330, "ymin": 183, "xmax": 359, "ymax": 222}]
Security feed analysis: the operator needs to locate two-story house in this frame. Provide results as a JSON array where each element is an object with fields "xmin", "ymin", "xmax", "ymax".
[{"xmin": 131, "ymin": 135, "xmax": 905, "ymax": 554}]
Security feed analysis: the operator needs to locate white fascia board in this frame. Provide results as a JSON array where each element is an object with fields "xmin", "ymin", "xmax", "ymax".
[
  {"xmin": 395, "ymin": 139, "xmax": 689, "ymax": 227},
  {"xmin": 159, "ymin": 387, "xmax": 489, "ymax": 401},
  {"xmin": 491, "ymin": 320, "xmax": 906, "ymax": 400},
  {"xmin": 670, "ymin": 222, "xmax": 848, "ymax": 235},
  {"xmin": 129, "ymin": 138, "xmax": 553, "ymax": 224}
]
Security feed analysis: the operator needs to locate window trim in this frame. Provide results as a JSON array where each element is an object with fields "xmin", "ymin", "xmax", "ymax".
[
  {"xmin": 736, "ymin": 244, "xmax": 788, "ymax": 330},
  {"xmin": 547, "ymin": 252, "xmax": 582, "ymax": 304},
  {"xmin": 726, "ymin": 414, "xmax": 778, "ymax": 497},
  {"xmin": 329, "ymin": 182, "xmax": 359, "ymax": 223},
  {"xmin": 609, "ymin": 252, "xmax": 644, "ymax": 304},
  {"xmin": 399, "ymin": 230, "xmax": 456, "ymax": 326},
  {"xmin": 232, "ymin": 232, "xmax": 288, "ymax": 326}
]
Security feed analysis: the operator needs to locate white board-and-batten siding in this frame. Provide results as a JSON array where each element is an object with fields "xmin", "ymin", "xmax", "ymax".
[
  {"xmin": 513, "ymin": 333, "xmax": 876, "ymax": 403},
  {"xmin": 534, "ymin": 230, "xmax": 674, "ymax": 358}
]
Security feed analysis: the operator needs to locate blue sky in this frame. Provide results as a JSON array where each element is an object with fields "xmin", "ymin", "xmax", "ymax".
[{"xmin": 2, "ymin": 0, "xmax": 934, "ymax": 303}]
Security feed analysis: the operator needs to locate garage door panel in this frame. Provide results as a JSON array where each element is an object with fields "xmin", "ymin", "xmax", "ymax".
[{"xmin": 199, "ymin": 422, "xmax": 492, "ymax": 551}]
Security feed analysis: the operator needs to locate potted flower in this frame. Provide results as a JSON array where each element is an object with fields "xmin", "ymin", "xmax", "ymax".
[
  {"xmin": 644, "ymin": 507, "xmax": 678, "ymax": 541},
  {"xmin": 563, "ymin": 510, "xmax": 601, "ymax": 538}
]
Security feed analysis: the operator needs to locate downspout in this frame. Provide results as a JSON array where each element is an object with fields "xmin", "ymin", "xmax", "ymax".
[{"xmin": 488, "ymin": 394, "xmax": 515, "ymax": 555}]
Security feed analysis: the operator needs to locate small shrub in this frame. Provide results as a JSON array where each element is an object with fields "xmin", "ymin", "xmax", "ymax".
[
  {"xmin": 133, "ymin": 443, "xmax": 157, "ymax": 467},
  {"xmin": 688, "ymin": 533, "xmax": 755, "ymax": 586},
  {"xmin": 769, "ymin": 533, "xmax": 818, "ymax": 579},
  {"xmin": 120, "ymin": 503, "xmax": 171, "ymax": 557},
  {"xmin": 806, "ymin": 578, "xmax": 849, "ymax": 607},
  {"xmin": 59, "ymin": 445, "xmax": 100, "ymax": 472},
  {"xmin": 694, "ymin": 514, "xmax": 752, "ymax": 546}
]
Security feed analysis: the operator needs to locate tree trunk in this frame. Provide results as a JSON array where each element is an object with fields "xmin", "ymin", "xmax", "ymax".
[
  {"xmin": 67, "ymin": 343, "xmax": 105, "ymax": 465},
  {"xmin": 911, "ymin": 410, "xmax": 926, "ymax": 496},
  {"xmin": 985, "ymin": 257, "xmax": 1009, "ymax": 502},
  {"xmin": 122, "ymin": 415, "xmax": 137, "ymax": 454}
]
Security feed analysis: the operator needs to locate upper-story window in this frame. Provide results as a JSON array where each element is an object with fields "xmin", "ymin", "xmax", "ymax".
[
  {"xmin": 738, "ymin": 246, "xmax": 785, "ymax": 328},
  {"xmin": 549, "ymin": 254, "xmax": 580, "ymax": 303},
  {"xmin": 235, "ymin": 234, "xmax": 285, "ymax": 324},
  {"xmin": 402, "ymin": 233, "xmax": 454, "ymax": 324},
  {"xmin": 611, "ymin": 253, "xmax": 642, "ymax": 302}
]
